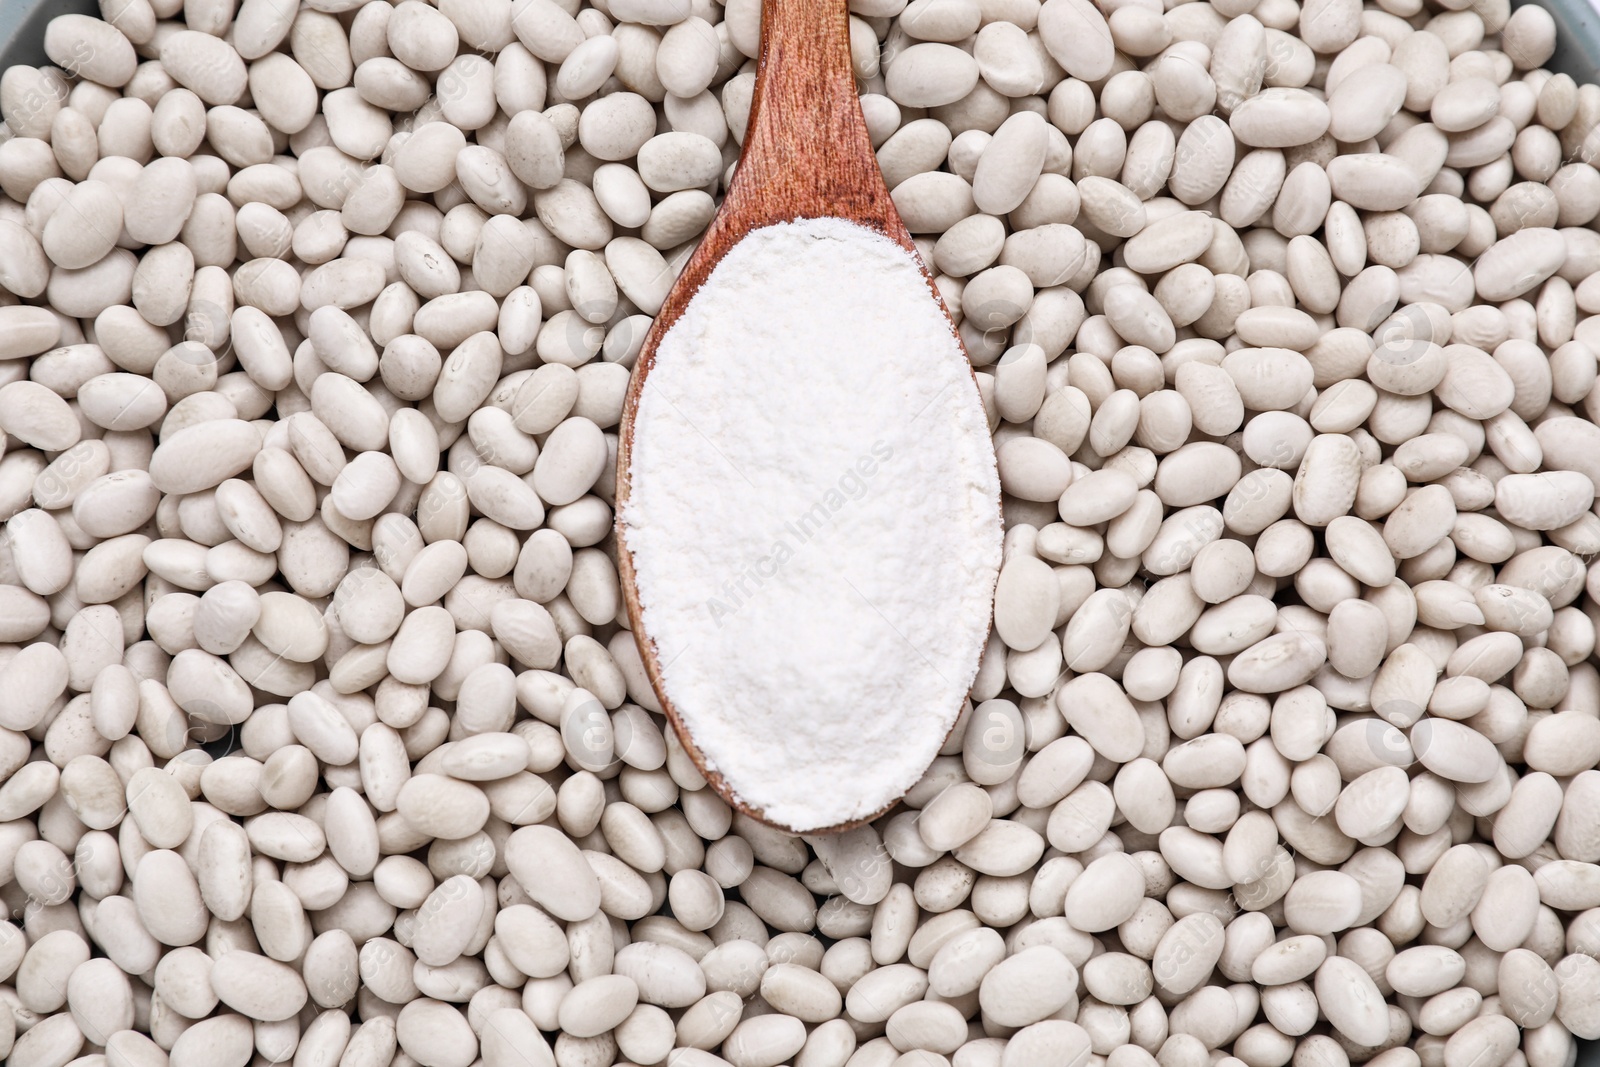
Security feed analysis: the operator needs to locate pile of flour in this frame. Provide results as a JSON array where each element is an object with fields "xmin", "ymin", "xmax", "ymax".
[{"xmin": 623, "ymin": 217, "xmax": 1003, "ymax": 832}]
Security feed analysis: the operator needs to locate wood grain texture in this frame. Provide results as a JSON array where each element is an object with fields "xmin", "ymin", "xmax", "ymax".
[{"xmin": 614, "ymin": 0, "xmax": 971, "ymax": 833}]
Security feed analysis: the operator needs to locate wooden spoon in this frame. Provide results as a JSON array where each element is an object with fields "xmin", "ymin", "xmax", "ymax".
[{"xmin": 614, "ymin": 0, "xmax": 997, "ymax": 834}]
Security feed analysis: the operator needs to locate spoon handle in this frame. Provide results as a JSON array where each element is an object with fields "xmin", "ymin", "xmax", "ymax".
[{"xmin": 725, "ymin": 0, "xmax": 893, "ymax": 228}]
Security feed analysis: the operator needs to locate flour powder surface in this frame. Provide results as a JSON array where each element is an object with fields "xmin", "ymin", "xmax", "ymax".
[{"xmin": 623, "ymin": 216, "xmax": 1002, "ymax": 831}]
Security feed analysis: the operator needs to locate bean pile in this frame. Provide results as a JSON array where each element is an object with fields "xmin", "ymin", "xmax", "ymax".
[{"xmin": 4, "ymin": 0, "xmax": 1600, "ymax": 1066}]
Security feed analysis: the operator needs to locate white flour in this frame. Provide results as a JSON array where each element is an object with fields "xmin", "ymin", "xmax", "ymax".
[{"xmin": 622, "ymin": 217, "xmax": 1003, "ymax": 832}]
